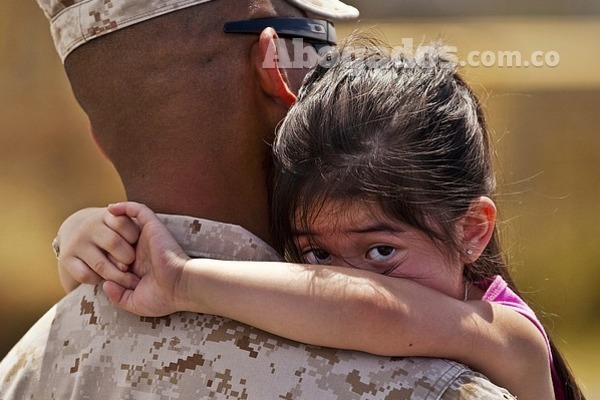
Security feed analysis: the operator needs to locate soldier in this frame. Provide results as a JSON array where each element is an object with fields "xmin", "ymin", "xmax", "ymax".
[{"xmin": 0, "ymin": 1, "xmax": 515, "ymax": 398}]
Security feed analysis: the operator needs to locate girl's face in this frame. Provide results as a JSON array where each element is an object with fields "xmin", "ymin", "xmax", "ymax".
[{"xmin": 294, "ymin": 199, "xmax": 466, "ymax": 300}]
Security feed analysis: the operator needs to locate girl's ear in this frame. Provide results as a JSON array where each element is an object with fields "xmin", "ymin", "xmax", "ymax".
[{"xmin": 458, "ymin": 196, "xmax": 497, "ymax": 263}]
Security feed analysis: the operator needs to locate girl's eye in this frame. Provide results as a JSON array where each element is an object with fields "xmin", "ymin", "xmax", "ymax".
[
  {"xmin": 366, "ymin": 246, "xmax": 396, "ymax": 262},
  {"xmin": 303, "ymin": 248, "xmax": 332, "ymax": 265}
]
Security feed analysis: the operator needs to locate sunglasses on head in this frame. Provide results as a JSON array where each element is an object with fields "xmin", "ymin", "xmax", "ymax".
[{"xmin": 223, "ymin": 17, "xmax": 337, "ymax": 52}]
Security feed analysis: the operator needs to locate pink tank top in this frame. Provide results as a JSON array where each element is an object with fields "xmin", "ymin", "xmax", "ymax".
[{"xmin": 479, "ymin": 275, "xmax": 565, "ymax": 400}]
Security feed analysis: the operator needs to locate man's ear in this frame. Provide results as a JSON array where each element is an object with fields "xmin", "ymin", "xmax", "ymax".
[
  {"xmin": 252, "ymin": 28, "xmax": 297, "ymax": 108},
  {"xmin": 458, "ymin": 196, "xmax": 497, "ymax": 263}
]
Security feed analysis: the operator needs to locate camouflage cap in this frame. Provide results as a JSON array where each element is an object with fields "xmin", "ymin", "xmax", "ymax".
[{"xmin": 36, "ymin": 0, "xmax": 359, "ymax": 62}]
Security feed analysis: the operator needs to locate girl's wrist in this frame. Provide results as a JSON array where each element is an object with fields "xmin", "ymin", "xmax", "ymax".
[
  {"xmin": 175, "ymin": 257, "xmax": 210, "ymax": 314},
  {"xmin": 173, "ymin": 257, "xmax": 193, "ymax": 313}
]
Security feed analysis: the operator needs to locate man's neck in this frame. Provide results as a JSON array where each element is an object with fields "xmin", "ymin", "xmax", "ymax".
[{"xmin": 123, "ymin": 162, "xmax": 274, "ymax": 247}]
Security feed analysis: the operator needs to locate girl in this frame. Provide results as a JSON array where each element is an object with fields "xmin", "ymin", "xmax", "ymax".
[{"xmin": 54, "ymin": 37, "xmax": 583, "ymax": 400}]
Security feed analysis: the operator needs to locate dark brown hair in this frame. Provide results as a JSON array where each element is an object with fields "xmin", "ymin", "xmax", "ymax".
[{"xmin": 269, "ymin": 36, "xmax": 584, "ymax": 400}]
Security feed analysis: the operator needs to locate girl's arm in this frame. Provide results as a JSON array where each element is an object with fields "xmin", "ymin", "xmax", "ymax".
[
  {"xmin": 105, "ymin": 201, "xmax": 554, "ymax": 400},
  {"xmin": 55, "ymin": 207, "xmax": 141, "ymax": 292},
  {"xmin": 178, "ymin": 259, "xmax": 553, "ymax": 400}
]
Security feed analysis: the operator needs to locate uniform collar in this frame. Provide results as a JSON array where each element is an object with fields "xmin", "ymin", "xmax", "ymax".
[{"xmin": 157, "ymin": 213, "xmax": 282, "ymax": 262}]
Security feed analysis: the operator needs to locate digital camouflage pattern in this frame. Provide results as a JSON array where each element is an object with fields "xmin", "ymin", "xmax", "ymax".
[
  {"xmin": 0, "ymin": 214, "xmax": 515, "ymax": 399},
  {"xmin": 35, "ymin": 0, "xmax": 359, "ymax": 62}
]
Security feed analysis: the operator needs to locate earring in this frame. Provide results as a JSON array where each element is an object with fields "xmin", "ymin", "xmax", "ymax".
[{"xmin": 466, "ymin": 249, "xmax": 474, "ymax": 256}]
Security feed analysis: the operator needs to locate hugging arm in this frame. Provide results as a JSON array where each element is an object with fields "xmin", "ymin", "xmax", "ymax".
[
  {"xmin": 174, "ymin": 258, "xmax": 553, "ymax": 400},
  {"xmin": 64, "ymin": 201, "xmax": 554, "ymax": 400}
]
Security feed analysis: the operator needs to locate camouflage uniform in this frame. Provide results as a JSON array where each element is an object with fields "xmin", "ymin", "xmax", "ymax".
[
  {"xmin": 0, "ymin": 214, "xmax": 515, "ymax": 399},
  {"xmin": 9, "ymin": 1, "xmax": 515, "ymax": 398}
]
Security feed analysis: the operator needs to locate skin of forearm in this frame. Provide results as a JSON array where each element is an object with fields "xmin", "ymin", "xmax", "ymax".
[
  {"xmin": 178, "ymin": 259, "xmax": 554, "ymax": 400},
  {"xmin": 179, "ymin": 259, "xmax": 492, "ymax": 358},
  {"xmin": 179, "ymin": 259, "xmax": 392, "ymax": 345}
]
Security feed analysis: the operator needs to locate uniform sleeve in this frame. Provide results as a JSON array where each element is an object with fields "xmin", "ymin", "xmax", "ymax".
[
  {"xmin": 0, "ymin": 303, "xmax": 55, "ymax": 399},
  {"xmin": 0, "ymin": 284, "xmax": 515, "ymax": 399},
  {"xmin": 441, "ymin": 371, "xmax": 516, "ymax": 399}
]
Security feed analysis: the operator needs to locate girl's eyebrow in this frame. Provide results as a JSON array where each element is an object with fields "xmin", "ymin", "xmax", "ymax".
[
  {"xmin": 292, "ymin": 229, "xmax": 315, "ymax": 237},
  {"xmin": 347, "ymin": 222, "xmax": 405, "ymax": 234}
]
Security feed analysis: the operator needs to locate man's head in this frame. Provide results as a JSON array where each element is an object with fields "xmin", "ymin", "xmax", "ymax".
[
  {"xmin": 37, "ymin": 0, "xmax": 358, "ymax": 62},
  {"xmin": 35, "ymin": 0, "xmax": 358, "ymax": 242}
]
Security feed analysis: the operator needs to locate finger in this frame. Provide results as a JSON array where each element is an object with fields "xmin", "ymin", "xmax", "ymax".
[
  {"xmin": 89, "ymin": 253, "xmax": 139, "ymax": 289},
  {"xmin": 112, "ymin": 202, "xmax": 161, "ymax": 228},
  {"xmin": 107, "ymin": 253, "xmax": 129, "ymax": 273},
  {"xmin": 61, "ymin": 257, "xmax": 103, "ymax": 286},
  {"xmin": 103, "ymin": 281, "xmax": 141, "ymax": 315},
  {"xmin": 105, "ymin": 254, "xmax": 140, "ymax": 290},
  {"xmin": 96, "ymin": 228, "xmax": 136, "ymax": 265},
  {"xmin": 102, "ymin": 280, "xmax": 128, "ymax": 308},
  {"xmin": 107, "ymin": 202, "xmax": 127, "ymax": 216},
  {"xmin": 104, "ymin": 213, "xmax": 141, "ymax": 244},
  {"xmin": 108, "ymin": 201, "xmax": 143, "ymax": 217}
]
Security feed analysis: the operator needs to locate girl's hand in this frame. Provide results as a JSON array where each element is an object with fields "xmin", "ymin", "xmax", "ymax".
[
  {"xmin": 102, "ymin": 202, "xmax": 191, "ymax": 317},
  {"xmin": 56, "ymin": 207, "xmax": 141, "ymax": 292}
]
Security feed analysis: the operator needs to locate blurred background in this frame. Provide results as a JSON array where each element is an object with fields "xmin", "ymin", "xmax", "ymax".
[{"xmin": 1, "ymin": 1, "xmax": 598, "ymax": 397}]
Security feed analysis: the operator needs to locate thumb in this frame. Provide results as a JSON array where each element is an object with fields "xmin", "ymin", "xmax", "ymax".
[
  {"xmin": 103, "ymin": 280, "xmax": 133, "ymax": 311},
  {"xmin": 108, "ymin": 202, "xmax": 160, "ymax": 228},
  {"xmin": 107, "ymin": 202, "xmax": 128, "ymax": 217}
]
